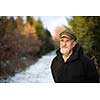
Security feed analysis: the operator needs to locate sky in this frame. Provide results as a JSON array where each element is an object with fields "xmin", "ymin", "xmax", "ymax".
[
  {"xmin": 21, "ymin": 16, "xmax": 70, "ymax": 36},
  {"xmin": 34, "ymin": 16, "xmax": 69, "ymax": 36}
]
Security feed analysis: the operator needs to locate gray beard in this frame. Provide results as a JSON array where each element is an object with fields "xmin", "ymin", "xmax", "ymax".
[{"xmin": 60, "ymin": 48, "xmax": 70, "ymax": 55}]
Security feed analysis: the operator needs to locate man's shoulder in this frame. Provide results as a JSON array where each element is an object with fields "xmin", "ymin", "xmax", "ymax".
[
  {"xmin": 80, "ymin": 55, "xmax": 93, "ymax": 65},
  {"xmin": 52, "ymin": 56, "xmax": 58, "ymax": 62}
]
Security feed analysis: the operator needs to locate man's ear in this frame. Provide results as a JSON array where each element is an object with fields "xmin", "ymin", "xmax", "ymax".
[{"xmin": 73, "ymin": 41, "xmax": 77, "ymax": 48}]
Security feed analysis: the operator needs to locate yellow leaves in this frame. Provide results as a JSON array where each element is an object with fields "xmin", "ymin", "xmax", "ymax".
[
  {"xmin": 23, "ymin": 22, "xmax": 36, "ymax": 34},
  {"xmin": 54, "ymin": 26, "xmax": 66, "ymax": 41}
]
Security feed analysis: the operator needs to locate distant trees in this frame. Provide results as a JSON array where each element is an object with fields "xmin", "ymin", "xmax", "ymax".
[
  {"xmin": 38, "ymin": 29, "xmax": 55, "ymax": 55},
  {"xmin": 0, "ymin": 16, "xmax": 55, "ymax": 79},
  {"xmin": 33, "ymin": 18, "xmax": 55, "ymax": 55},
  {"xmin": 68, "ymin": 16, "xmax": 100, "ymax": 74},
  {"xmin": 54, "ymin": 26, "xmax": 65, "ymax": 41},
  {"xmin": 16, "ymin": 16, "xmax": 24, "ymax": 33}
]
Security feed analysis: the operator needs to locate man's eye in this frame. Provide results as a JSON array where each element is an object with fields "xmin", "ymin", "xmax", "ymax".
[
  {"xmin": 60, "ymin": 39, "xmax": 64, "ymax": 42},
  {"xmin": 66, "ymin": 40, "xmax": 69, "ymax": 42}
]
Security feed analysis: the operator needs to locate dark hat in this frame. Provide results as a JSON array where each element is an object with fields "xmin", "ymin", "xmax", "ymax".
[{"xmin": 59, "ymin": 30, "xmax": 77, "ymax": 41}]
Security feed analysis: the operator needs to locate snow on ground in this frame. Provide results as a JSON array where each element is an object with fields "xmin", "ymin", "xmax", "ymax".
[{"xmin": 0, "ymin": 51, "xmax": 56, "ymax": 83}]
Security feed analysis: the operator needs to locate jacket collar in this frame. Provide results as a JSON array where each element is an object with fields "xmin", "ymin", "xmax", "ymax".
[{"xmin": 56, "ymin": 43, "xmax": 84, "ymax": 62}]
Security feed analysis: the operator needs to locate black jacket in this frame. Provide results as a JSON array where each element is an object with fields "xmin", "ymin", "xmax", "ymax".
[{"xmin": 51, "ymin": 44, "xmax": 99, "ymax": 83}]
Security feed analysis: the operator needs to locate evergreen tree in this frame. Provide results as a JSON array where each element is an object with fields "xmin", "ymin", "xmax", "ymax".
[
  {"xmin": 26, "ymin": 16, "xmax": 35, "ymax": 26},
  {"xmin": 34, "ymin": 18, "xmax": 45, "ymax": 40},
  {"xmin": 68, "ymin": 16, "xmax": 100, "ymax": 73},
  {"xmin": 0, "ymin": 16, "xmax": 8, "ymax": 38},
  {"xmin": 6, "ymin": 17, "xmax": 16, "ymax": 33},
  {"xmin": 16, "ymin": 16, "xmax": 24, "ymax": 33}
]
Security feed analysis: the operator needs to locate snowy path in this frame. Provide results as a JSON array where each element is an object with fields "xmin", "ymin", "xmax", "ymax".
[{"xmin": 1, "ymin": 51, "xmax": 56, "ymax": 83}]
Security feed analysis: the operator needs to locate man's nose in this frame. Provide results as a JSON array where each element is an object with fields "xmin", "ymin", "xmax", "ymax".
[{"xmin": 63, "ymin": 42, "xmax": 67, "ymax": 46}]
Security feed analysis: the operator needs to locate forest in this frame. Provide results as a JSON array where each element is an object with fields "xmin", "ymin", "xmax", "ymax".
[
  {"xmin": 0, "ymin": 16, "xmax": 55, "ymax": 79},
  {"xmin": 0, "ymin": 16, "xmax": 100, "ymax": 80},
  {"xmin": 68, "ymin": 16, "xmax": 100, "ymax": 75}
]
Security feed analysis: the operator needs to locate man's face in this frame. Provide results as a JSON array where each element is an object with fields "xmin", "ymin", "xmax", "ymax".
[{"xmin": 60, "ymin": 37, "xmax": 76, "ymax": 55}]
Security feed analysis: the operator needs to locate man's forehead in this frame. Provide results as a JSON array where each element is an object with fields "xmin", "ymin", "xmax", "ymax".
[{"xmin": 60, "ymin": 37, "xmax": 72, "ymax": 41}]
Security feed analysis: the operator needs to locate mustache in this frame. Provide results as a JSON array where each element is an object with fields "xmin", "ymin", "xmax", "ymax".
[{"xmin": 60, "ymin": 48, "xmax": 69, "ymax": 54}]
